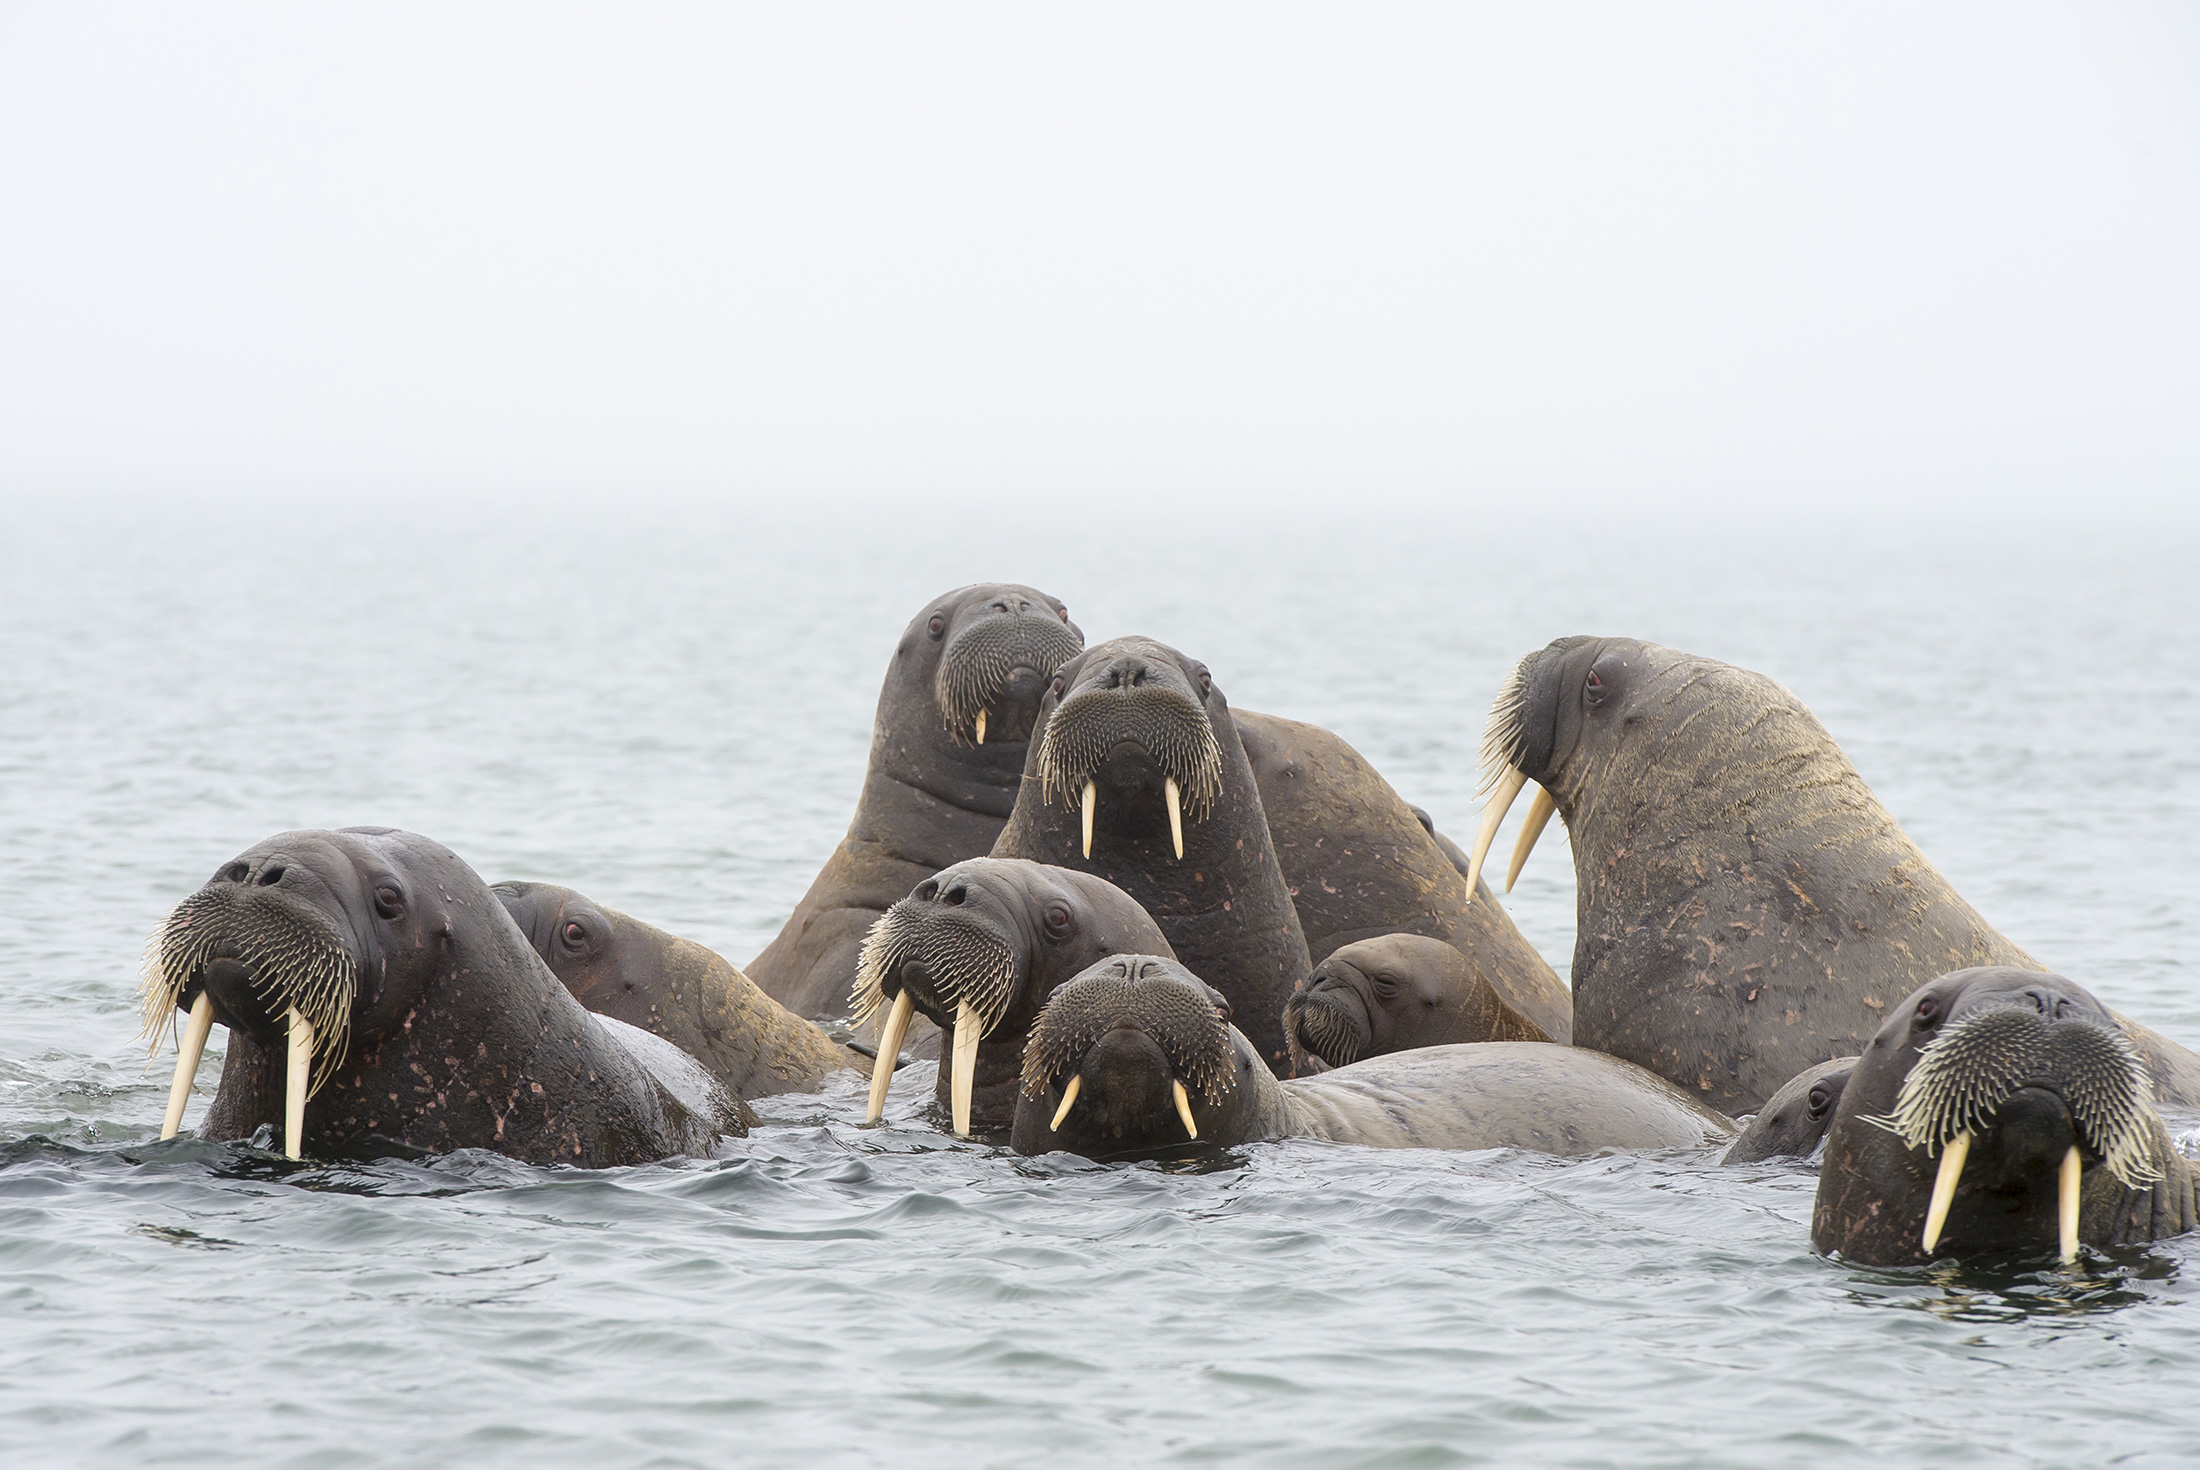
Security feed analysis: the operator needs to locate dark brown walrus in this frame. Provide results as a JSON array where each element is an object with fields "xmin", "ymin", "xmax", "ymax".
[
  {"xmin": 1471, "ymin": 636, "xmax": 2200, "ymax": 1115},
  {"xmin": 848, "ymin": 856, "xmax": 1172, "ymax": 1135},
  {"xmin": 1283, "ymin": 932, "xmax": 1554, "ymax": 1077},
  {"xmin": 141, "ymin": 829, "xmax": 747, "ymax": 1166},
  {"xmin": 1011, "ymin": 955, "xmax": 1732, "ymax": 1159},
  {"xmin": 746, "ymin": 584, "xmax": 1084, "ymax": 1024},
  {"xmin": 1813, "ymin": 967, "xmax": 2196, "ymax": 1264},
  {"xmin": 494, "ymin": 882, "xmax": 861, "ymax": 1102}
]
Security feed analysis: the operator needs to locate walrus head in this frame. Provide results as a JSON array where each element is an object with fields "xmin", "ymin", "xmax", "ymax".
[
  {"xmin": 1282, "ymin": 933, "xmax": 1545, "ymax": 1076},
  {"xmin": 1033, "ymin": 636, "xmax": 1225, "ymax": 862},
  {"xmin": 905, "ymin": 584, "xmax": 1084, "ymax": 749},
  {"xmin": 493, "ymin": 881, "xmax": 628, "ymax": 1006},
  {"xmin": 138, "ymin": 828, "xmax": 459, "ymax": 1158},
  {"xmin": 1722, "ymin": 1057, "xmax": 1855, "ymax": 1165},
  {"xmin": 1017, "ymin": 955, "xmax": 1241, "ymax": 1154},
  {"xmin": 1813, "ymin": 968, "xmax": 2185, "ymax": 1264},
  {"xmin": 850, "ymin": 858, "xmax": 1171, "ymax": 1136}
]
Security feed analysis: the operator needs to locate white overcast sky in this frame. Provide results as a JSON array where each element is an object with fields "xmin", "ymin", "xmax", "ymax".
[{"xmin": 1, "ymin": 3, "xmax": 2194, "ymax": 515}]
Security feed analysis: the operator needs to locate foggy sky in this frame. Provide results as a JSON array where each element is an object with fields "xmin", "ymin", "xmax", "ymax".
[{"xmin": 1, "ymin": 4, "xmax": 2194, "ymax": 515}]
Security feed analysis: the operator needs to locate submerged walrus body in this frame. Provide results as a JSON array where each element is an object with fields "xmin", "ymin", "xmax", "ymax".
[
  {"xmin": 142, "ymin": 829, "xmax": 747, "ymax": 1167},
  {"xmin": 1813, "ymin": 968, "xmax": 2197, "ymax": 1265},
  {"xmin": 1011, "ymin": 956, "xmax": 1733, "ymax": 1159},
  {"xmin": 748, "ymin": 584, "xmax": 1084, "ymax": 1024},
  {"xmin": 1471, "ymin": 637, "xmax": 2200, "ymax": 1114},
  {"xmin": 495, "ymin": 881, "xmax": 861, "ymax": 1102}
]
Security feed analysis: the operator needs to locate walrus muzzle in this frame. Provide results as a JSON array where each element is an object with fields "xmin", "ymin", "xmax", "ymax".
[
  {"xmin": 851, "ymin": 900, "xmax": 1019, "ymax": 1136},
  {"xmin": 1863, "ymin": 1005, "xmax": 2159, "ymax": 1261},
  {"xmin": 1021, "ymin": 956, "xmax": 1236, "ymax": 1141},
  {"xmin": 935, "ymin": 611, "xmax": 1084, "ymax": 747},
  {"xmin": 1035, "ymin": 684, "xmax": 1223, "ymax": 861},
  {"xmin": 1282, "ymin": 986, "xmax": 1365, "ymax": 1076},
  {"xmin": 139, "ymin": 883, "xmax": 358, "ymax": 1160}
]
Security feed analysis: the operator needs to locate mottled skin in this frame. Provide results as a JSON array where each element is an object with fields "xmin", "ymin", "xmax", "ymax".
[
  {"xmin": 1487, "ymin": 637, "xmax": 2200, "ymax": 1114},
  {"xmin": 1235, "ymin": 710, "xmax": 1572, "ymax": 1042},
  {"xmin": 1283, "ymin": 932, "xmax": 1554, "ymax": 1077},
  {"xmin": 182, "ymin": 829, "xmax": 745, "ymax": 1165},
  {"xmin": 494, "ymin": 882, "xmax": 860, "ymax": 1102},
  {"xmin": 1722, "ymin": 1057, "xmax": 1854, "ymax": 1164},
  {"xmin": 862, "ymin": 858, "xmax": 1173, "ymax": 1132},
  {"xmin": 748, "ymin": 584, "xmax": 1081, "ymax": 1023},
  {"xmin": 1012, "ymin": 956, "xmax": 1735, "ymax": 1159},
  {"xmin": 991, "ymin": 637, "xmax": 1309, "ymax": 1071},
  {"xmin": 1813, "ymin": 968, "xmax": 2197, "ymax": 1264}
]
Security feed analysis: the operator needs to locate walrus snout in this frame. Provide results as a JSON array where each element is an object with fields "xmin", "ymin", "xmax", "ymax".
[
  {"xmin": 1282, "ymin": 979, "xmax": 1368, "ymax": 1076},
  {"xmin": 1037, "ymin": 641, "xmax": 1224, "ymax": 862},
  {"xmin": 933, "ymin": 600, "xmax": 1085, "ymax": 748},
  {"xmin": 1021, "ymin": 954, "xmax": 1236, "ymax": 1145}
]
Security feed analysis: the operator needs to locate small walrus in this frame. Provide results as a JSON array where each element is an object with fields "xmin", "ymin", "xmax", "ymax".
[
  {"xmin": 1470, "ymin": 636, "xmax": 2200, "ymax": 1114},
  {"xmin": 1722, "ymin": 1057, "xmax": 1855, "ymax": 1165},
  {"xmin": 747, "ymin": 584, "xmax": 1084, "ymax": 1023},
  {"xmin": 494, "ymin": 881, "xmax": 861, "ymax": 1102},
  {"xmin": 141, "ymin": 829, "xmax": 748, "ymax": 1166},
  {"xmin": 1283, "ymin": 932, "xmax": 1554, "ymax": 1077},
  {"xmin": 848, "ymin": 856, "xmax": 1172, "ymax": 1135},
  {"xmin": 1813, "ymin": 967, "xmax": 2197, "ymax": 1264},
  {"xmin": 1012, "ymin": 955, "xmax": 1734, "ymax": 1159}
]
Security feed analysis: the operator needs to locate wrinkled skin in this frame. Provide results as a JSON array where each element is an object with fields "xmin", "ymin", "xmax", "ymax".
[
  {"xmin": 858, "ymin": 858, "xmax": 1173, "ymax": 1133},
  {"xmin": 1484, "ymin": 636, "xmax": 2200, "ymax": 1114},
  {"xmin": 1011, "ymin": 955, "xmax": 1735, "ymax": 1159},
  {"xmin": 1722, "ymin": 1057, "xmax": 1854, "ymax": 1164},
  {"xmin": 1283, "ymin": 932, "xmax": 1554, "ymax": 1077},
  {"xmin": 1812, "ymin": 968, "xmax": 2197, "ymax": 1264},
  {"xmin": 495, "ymin": 881, "xmax": 860, "ymax": 1102},
  {"xmin": 990, "ymin": 636, "xmax": 1309, "ymax": 1070},
  {"xmin": 165, "ymin": 829, "xmax": 746, "ymax": 1166},
  {"xmin": 1235, "ymin": 710, "xmax": 1572, "ymax": 1042},
  {"xmin": 747, "ymin": 584, "xmax": 1082, "ymax": 1024}
]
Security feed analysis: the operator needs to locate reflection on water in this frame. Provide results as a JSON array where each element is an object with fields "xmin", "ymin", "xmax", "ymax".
[{"xmin": 4, "ymin": 505, "xmax": 2200, "ymax": 1468}]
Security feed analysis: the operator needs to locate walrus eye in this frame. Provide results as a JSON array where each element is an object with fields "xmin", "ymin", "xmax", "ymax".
[
  {"xmin": 1584, "ymin": 669, "xmax": 1607, "ymax": 708},
  {"xmin": 1050, "ymin": 673, "xmax": 1066, "ymax": 697},
  {"xmin": 1042, "ymin": 903, "xmax": 1071, "ymax": 939},
  {"xmin": 1194, "ymin": 667, "xmax": 1213, "ymax": 696},
  {"xmin": 1913, "ymin": 994, "xmax": 1941, "ymax": 1028},
  {"xmin": 1371, "ymin": 974, "xmax": 1400, "ymax": 1000},
  {"xmin": 927, "ymin": 613, "xmax": 946, "ymax": 638},
  {"xmin": 1807, "ymin": 1084, "xmax": 1832, "ymax": 1116},
  {"xmin": 373, "ymin": 883, "xmax": 404, "ymax": 919},
  {"xmin": 562, "ymin": 921, "xmax": 588, "ymax": 950}
]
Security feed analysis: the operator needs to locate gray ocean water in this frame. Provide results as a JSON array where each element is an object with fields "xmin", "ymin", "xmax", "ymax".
[{"xmin": 4, "ymin": 500, "xmax": 2197, "ymax": 1468}]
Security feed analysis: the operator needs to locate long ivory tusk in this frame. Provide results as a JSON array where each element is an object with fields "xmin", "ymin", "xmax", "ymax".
[
  {"xmin": 1165, "ymin": 777, "xmax": 1184, "ymax": 860},
  {"xmin": 951, "ymin": 1000, "xmax": 982, "ymax": 1137},
  {"xmin": 1081, "ymin": 780, "xmax": 1097, "ymax": 858},
  {"xmin": 1465, "ymin": 766, "xmax": 1528, "ymax": 903},
  {"xmin": 284, "ymin": 1006, "xmax": 314, "ymax": 1161},
  {"xmin": 1921, "ymin": 1129, "xmax": 1970, "ymax": 1254},
  {"xmin": 160, "ymin": 992, "xmax": 217, "ymax": 1141},
  {"xmin": 1172, "ymin": 1079, "xmax": 1197, "ymax": 1140},
  {"xmin": 1504, "ymin": 785, "xmax": 1557, "ymax": 893},
  {"xmin": 975, "ymin": 709, "xmax": 986, "ymax": 745},
  {"xmin": 2059, "ymin": 1145, "xmax": 2082, "ymax": 1264},
  {"xmin": 1049, "ymin": 1074, "xmax": 1083, "ymax": 1131},
  {"xmin": 865, "ymin": 990, "xmax": 915, "ymax": 1125}
]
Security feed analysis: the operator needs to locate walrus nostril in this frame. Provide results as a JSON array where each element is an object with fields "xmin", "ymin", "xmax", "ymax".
[
  {"xmin": 223, "ymin": 862, "xmax": 249, "ymax": 884},
  {"xmin": 943, "ymin": 885, "xmax": 967, "ymax": 905},
  {"xmin": 914, "ymin": 880, "xmax": 939, "ymax": 901},
  {"xmin": 257, "ymin": 865, "xmax": 286, "ymax": 886}
]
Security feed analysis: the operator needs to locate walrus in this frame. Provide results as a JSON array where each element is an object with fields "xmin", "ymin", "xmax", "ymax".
[
  {"xmin": 1813, "ymin": 967, "xmax": 2197, "ymax": 1264},
  {"xmin": 847, "ymin": 857, "xmax": 1172, "ymax": 1134},
  {"xmin": 1722, "ymin": 1057, "xmax": 1855, "ymax": 1164},
  {"xmin": 747, "ymin": 584, "xmax": 1084, "ymax": 1024},
  {"xmin": 1282, "ymin": 932, "xmax": 1554, "ymax": 1077},
  {"xmin": 494, "ymin": 881, "xmax": 861, "ymax": 1102},
  {"xmin": 1235, "ymin": 710, "xmax": 1572, "ymax": 1042},
  {"xmin": 1470, "ymin": 636, "xmax": 2200, "ymax": 1114},
  {"xmin": 140, "ymin": 828, "xmax": 748, "ymax": 1166},
  {"xmin": 989, "ymin": 636, "xmax": 1311, "ymax": 1069},
  {"xmin": 1012, "ymin": 955, "xmax": 1735, "ymax": 1159}
]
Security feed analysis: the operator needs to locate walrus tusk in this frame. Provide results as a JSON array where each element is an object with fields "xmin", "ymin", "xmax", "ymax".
[
  {"xmin": 160, "ymin": 992, "xmax": 217, "ymax": 1140},
  {"xmin": 1082, "ymin": 780, "xmax": 1097, "ymax": 858},
  {"xmin": 1465, "ymin": 766, "xmax": 1529, "ymax": 902},
  {"xmin": 1504, "ymin": 785, "xmax": 1557, "ymax": 893},
  {"xmin": 284, "ymin": 1005, "xmax": 314, "ymax": 1160},
  {"xmin": 951, "ymin": 1000, "xmax": 982, "ymax": 1137},
  {"xmin": 865, "ymin": 990, "xmax": 915, "ymax": 1125},
  {"xmin": 2059, "ymin": 1145, "xmax": 2082, "ymax": 1263},
  {"xmin": 1172, "ymin": 1079, "xmax": 1197, "ymax": 1140},
  {"xmin": 1165, "ymin": 777, "xmax": 1184, "ymax": 860},
  {"xmin": 1921, "ymin": 1129, "xmax": 1970, "ymax": 1254},
  {"xmin": 1049, "ymin": 1075, "xmax": 1082, "ymax": 1131},
  {"xmin": 975, "ymin": 709, "xmax": 986, "ymax": 745}
]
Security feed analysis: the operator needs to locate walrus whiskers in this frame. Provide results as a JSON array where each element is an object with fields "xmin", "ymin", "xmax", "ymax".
[
  {"xmin": 934, "ymin": 608, "xmax": 1083, "ymax": 747},
  {"xmin": 852, "ymin": 898, "xmax": 1021, "ymax": 1135},
  {"xmin": 1037, "ymin": 682, "xmax": 1221, "ymax": 861}
]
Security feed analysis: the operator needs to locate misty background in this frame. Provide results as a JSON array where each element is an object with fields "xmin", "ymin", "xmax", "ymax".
[{"xmin": 0, "ymin": 3, "xmax": 2194, "ymax": 519}]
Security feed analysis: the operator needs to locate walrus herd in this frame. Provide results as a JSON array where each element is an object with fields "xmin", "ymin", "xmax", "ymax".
[{"xmin": 139, "ymin": 594, "xmax": 2200, "ymax": 1267}]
